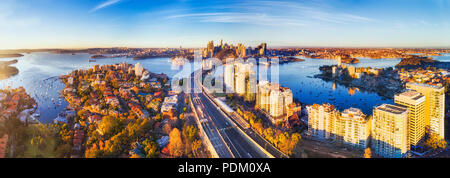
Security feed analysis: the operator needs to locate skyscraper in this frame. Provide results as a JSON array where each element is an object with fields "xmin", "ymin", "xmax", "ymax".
[
  {"xmin": 406, "ymin": 82, "xmax": 445, "ymax": 139},
  {"xmin": 372, "ymin": 104, "xmax": 409, "ymax": 158},
  {"xmin": 259, "ymin": 43, "xmax": 267, "ymax": 56},
  {"xmin": 394, "ymin": 91, "xmax": 426, "ymax": 146}
]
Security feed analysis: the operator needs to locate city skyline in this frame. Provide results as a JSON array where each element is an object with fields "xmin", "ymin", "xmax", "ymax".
[{"xmin": 1, "ymin": 0, "xmax": 450, "ymax": 49}]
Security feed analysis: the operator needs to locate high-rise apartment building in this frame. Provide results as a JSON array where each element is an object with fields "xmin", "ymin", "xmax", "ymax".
[
  {"xmin": 339, "ymin": 108, "xmax": 371, "ymax": 150},
  {"xmin": 224, "ymin": 63, "xmax": 234, "ymax": 91},
  {"xmin": 256, "ymin": 81, "xmax": 293, "ymax": 122},
  {"xmin": 235, "ymin": 71, "xmax": 246, "ymax": 95},
  {"xmin": 307, "ymin": 105, "xmax": 370, "ymax": 150},
  {"xmin": 406, "ymin": 82, "xmax": 445, "ymax": 139},
  {"xmin": 282, "ymin": 88, "xmax": 293, "ymax": 108},
  {"xmin": 371, "ymin": 104, "xmax": 409, "ymax": 158},
  {"xmin": 270, "ymin": 89, "xmax": 284, "ymax": 118},
  {"xmin": 307, "ymin": 103, "xmax": 339, "ymax": 140},
  {"xmin": 244, "ymin": 71, "xmax": 256, "ymax": 102},
  {"xmin": 256, "ymin": 81, "xmax": 271, "ymax": 112},
  {"xmin": 134, "ymin": 63, "xmax": 144, "ymax": 77},
  {"xmin": 394, "ymin": 91, "xmax": 426, "ymax": 146}
]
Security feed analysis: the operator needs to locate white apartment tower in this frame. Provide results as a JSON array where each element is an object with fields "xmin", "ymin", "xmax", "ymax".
[
  {"xmin": 394, "ymin": 91, "xmax": 426, "ymax": 146},
  {"xmin": 406, "ymin": 82, "xmax": 445, "ymax": 139},
  {"xmin": 371, "ymin": 104, "xmax": 409, "ymax": 158}
]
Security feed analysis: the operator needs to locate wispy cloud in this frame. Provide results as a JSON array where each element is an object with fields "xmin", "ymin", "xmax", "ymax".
[
  {"xmin": 91, "ymin": 0, "xmax": 121, "ymax": 12},
  {"xmin": 168, "ymin": 12, "xmax": 309, "ymax": 27},
  {"xmin": 165, "ymin": 0, "xmax": 375, "ymax": 27}
]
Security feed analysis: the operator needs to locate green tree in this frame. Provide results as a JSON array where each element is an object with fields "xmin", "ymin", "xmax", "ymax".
[
  {"xmin": 98, "ymin": 116, "xmax": 123, "ymax": 138},
  {"xmin": 183, "ymin": 125, "xmax": 198, "ymax": 143},
  {"xmin": 142, "ymin": 139, "xmax": 159, "ymax": 158},
  {"xmin": 23, "ymin": 124, "xmax": 58, "ymax": 158},
  {"xmin": 424, "ymin": 133, "xmax": 447, "ymax": 150}
]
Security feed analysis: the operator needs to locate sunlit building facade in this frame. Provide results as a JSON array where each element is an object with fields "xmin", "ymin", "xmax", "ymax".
[
  {"xmin": 256, "ymin": 81, "xmax": 271, "ymax": 112},
  {"xmin": 406, "ymin": 82, "xmax": 445, "ymax": 139},
  {"xmin": 224, "ymin": 63, "xmax": 235, "ymax": 92},
  {"xmin": 339, "ymin": 108, "xmax": 371, "ymax": 150},
  {"xmin": 235, "ymin": 71, "xmax": 246, "ymax": 95},
  {"xmin": 394, "ymin": 91, "xmax": 426, "ymax": 146},
  {"xmin": 307, "ymin": 105, "xmax": 370, "ymax": 150},
  {"xmin": 371, "ymin": 104, "xmax": 409, "ymax": 158},
  {"xmin": 244, "ymin": 71, "xmax": 256, "ymax": 102},
  {"xmin": 307, "ymin": 103, "xmax": 339, "ymax": 140},
  {"xmin": 256, "ymin": 81, "xmax": 294, "ymax": 122},
  {"xmin": 270, "ymin": 90, "xmax": 284, "ymax": 118}
]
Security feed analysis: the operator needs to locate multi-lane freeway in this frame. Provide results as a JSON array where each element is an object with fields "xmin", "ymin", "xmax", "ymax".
[
  {"xmin": 191, "ymin": 95, "xmax": 234, "ymax": 158},
  {"xmin": 188, "ymin": 71, "xmax": 268, "ymax": 158}
]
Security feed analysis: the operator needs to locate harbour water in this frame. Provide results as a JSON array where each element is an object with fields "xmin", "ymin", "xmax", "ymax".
[
  {"xmin": 0, "ymin": 52, "xmax": 197, "ymax": 123},
  {"xmin": 0, "ymin": 52, "xmax": 448, "ymax": 123}
]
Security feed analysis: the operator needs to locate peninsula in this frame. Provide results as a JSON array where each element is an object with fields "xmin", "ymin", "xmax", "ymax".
[
  {"xmin": 0, "ymin": 60, "xmax": 19, "ymax": 80},
  {"xmin": 0, "ymin": 54, "xmax": 23, "ymax": 58}
]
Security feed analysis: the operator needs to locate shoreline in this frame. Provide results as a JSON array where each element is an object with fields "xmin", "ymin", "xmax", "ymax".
[
  {"xmin": 0, "ymin": 60, "xmax": 20, "ymax": 80},
  {"xmin": 314, "ymin": 73, "xmax": 399, "ymax": 100},
  {"xmin": 0, "ymin": 54, "xmax": 23, "ymax": 58}
]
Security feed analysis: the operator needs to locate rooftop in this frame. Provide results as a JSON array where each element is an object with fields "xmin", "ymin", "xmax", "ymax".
[
  {"xmin": 396, "ymin": 90, "xmax": 424, "ymax": 101},
  {"xmin": 342, "ymin": 107, "xmax": 366, "ymax": 119},
  {"xmin": 375, "ymin": 104, "xmax": 407, "ymax": 115},
  {"xmin": 406, "ymin": 82, "xmax": 444, "ymax": 90}
]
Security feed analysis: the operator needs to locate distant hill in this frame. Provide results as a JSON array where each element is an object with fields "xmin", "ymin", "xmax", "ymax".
[
  {"xmin": 214, "ymin": 49, "xmax": 237, "ymax": 60},
  {"xmin": 341, "ymin": 57, "xmax": 359, "ymax": 64},
  {"xmin": 0, "ymin": 53, "xmax": 24, "ymax": 58},
  {"xmin": 396, "ymin": 56, "xmax": 435, "ymax": 67},
  {"xmin": 0, "ymin": 60, "xmax": 19, "ymax": 80},
  {"xmin": 395, "ymin": 56, "xmax": 450, "ymax": 69}
]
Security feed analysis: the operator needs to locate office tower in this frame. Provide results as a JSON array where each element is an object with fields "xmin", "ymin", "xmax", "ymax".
[
  {"xmin": 207, "ymin": 40, "xmax": 214, "ymax": 57},
  {"xmin": 394, "ymin": 91, "xmax": 426, "ymax": 146},
  {"xmin": 406, "ymin": 82, "xmax": 445, "ymax": 139},
  {"xmin": 259, "ymin": 43, "xmax": 267, "ymax": 56},
  {"xmin": 372, "ymin": 104, "xmax": 409, "ymax": 158},
  {"xmin": 237, "ymin": 43, "xmax": 247, "ymax": 58},
  {"xmin": 339, "ymin": 108, "xmax": 371, "ymax": 150}
]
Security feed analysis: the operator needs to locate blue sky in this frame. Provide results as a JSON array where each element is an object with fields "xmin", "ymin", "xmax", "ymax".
[{"xmin": 0, "ymin": 0, "xmax": 449, "ymax": 49}]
